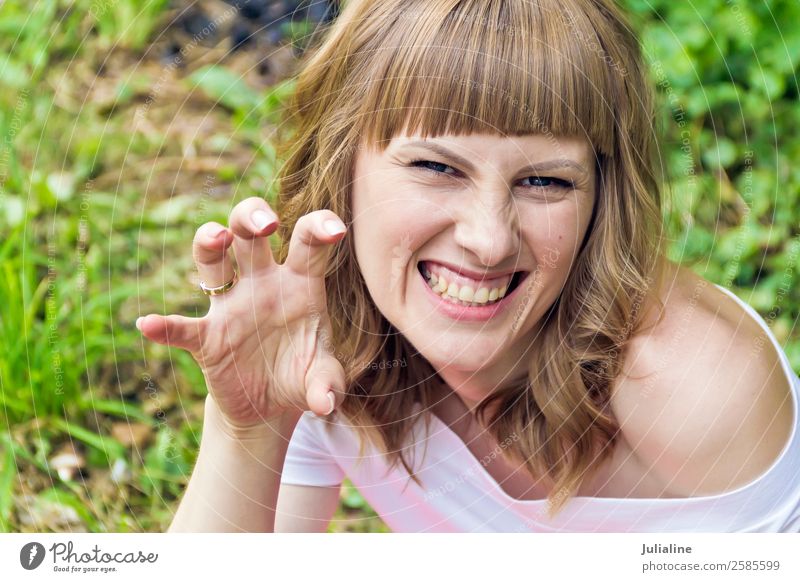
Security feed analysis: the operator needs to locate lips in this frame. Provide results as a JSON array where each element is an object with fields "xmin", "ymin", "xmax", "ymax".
[
  {"xmin": 415, "ymin": 261, "xmax": 531, "ymax": 322},
  {"xmin": 417, "ymin": 261, "xmax": 527, "ymax": 305}
]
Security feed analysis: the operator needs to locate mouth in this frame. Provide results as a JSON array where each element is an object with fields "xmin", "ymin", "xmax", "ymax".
[{"xmin": 416, "ymin": 260, "xmax": 529, "ymax": 309}]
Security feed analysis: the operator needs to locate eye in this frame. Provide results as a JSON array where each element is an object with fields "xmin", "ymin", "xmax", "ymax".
[
  {"xmin": 407, "ymin": 159, "xmax": 576, "ymax": 194},
  {"xmin": 520, "ymin": 176, "xmax": 574, "ymax": 190},
  {"xmin": 408, "ymin": 159, "xmax": 459, "ymax": 177}
]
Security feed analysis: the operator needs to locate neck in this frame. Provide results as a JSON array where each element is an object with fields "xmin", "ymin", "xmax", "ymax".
[{"xmin": 434, "ymin": 346, "xmax": 535, "ymax": 422}]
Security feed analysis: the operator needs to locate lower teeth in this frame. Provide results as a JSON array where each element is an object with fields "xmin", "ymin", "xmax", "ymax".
[{"xmin": 449, "ymin": 298, "xmax": 496, "ymax": 307}]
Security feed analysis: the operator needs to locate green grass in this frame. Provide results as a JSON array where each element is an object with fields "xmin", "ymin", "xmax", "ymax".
[
  {"xmin": 0, "ymin": 0, "xmax": 391, "ymax": 533},
  {"xmin": 0, "ymin": 0, "xmax": 798, "ymax": 533}
]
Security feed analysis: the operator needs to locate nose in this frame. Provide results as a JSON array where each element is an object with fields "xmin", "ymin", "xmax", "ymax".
[{"xmin": 452, "ymin": 195, "xmax": 521, "ymax": 269}]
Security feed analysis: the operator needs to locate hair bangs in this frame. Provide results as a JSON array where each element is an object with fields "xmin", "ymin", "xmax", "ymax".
[{"xmin": 353, "ymin": 0, "xmax": 618, "ymax": 155}]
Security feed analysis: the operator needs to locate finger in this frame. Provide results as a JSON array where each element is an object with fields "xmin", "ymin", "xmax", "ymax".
[
  {"xmin": 284, "ymin": 210, "xmax": 347, "ymax": 279},
  {"xmin": 228, "ymin": 196, "xmax": 279, "ymax": 278},
  {"xmin": 304, "ymin": 354, "xmax": 347, "ymax": 418},
  {"xmin": 136, "ymin": 313, "xmax": 204, "ymax": 354},
  {"xmin": 193, "ymin": 221, "xmax": 235, "ymax": 293}
]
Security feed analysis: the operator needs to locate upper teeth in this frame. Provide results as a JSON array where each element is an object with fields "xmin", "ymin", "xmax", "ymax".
[{"xmin": 423, "ymin": 264, "xmax": 511, "ymax": 305}]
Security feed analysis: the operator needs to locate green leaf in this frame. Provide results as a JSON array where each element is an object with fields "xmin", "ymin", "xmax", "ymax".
[
  {"xmin": 786, "ymin": 342, "xmax": 800, "ymax": 378},
  {"xmin": 50, "ymin": 418, "xmax": 125, "ymax": 460},
  {"xmin": 685, "ymin": 83, "xmax": 742, "ymax": 117},
  {"xmin": 747, "ymin": 66, "xmax": 786, "ymax": 100},
  {"xmin": 676, "ymin": 21, "xmax": 708, "ymax": 51},
  {"xmin": 148, "ymin": 194, "xmax": 204, "ymax": 226},
  {"xmin": 85, "ymin": 399, "xmax": 153, "ymax": 424},
  {"xmin": 701, "ymin": 136, "xmax": 737, "ymax": 169},
  {"xmin": 341, "ymin": 481, "xmax": 367, "ymax": 510},
  {"xmin": 188, "ymin": 66, "xmax": 261, "ymax": 113},
  {"xmin": 259, "ymin": 78, "xmax": 296, "ymax": 124},
  {"xmin": 642, "ymin": 26, "xmax": 697, "ymax": 89},
  {"xmin": 0, "ymin": 59, "xmax": 29, "ymax": 89},
  {"xmin": 670, "ymin": 225, "xmax": 715, "ymax": 261},
  {"xmin": 144, "ymin": 427, "xmax": 187, "ymax": 477}
]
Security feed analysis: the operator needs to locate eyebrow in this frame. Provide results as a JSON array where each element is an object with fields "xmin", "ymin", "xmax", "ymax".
[{"xmin": 400, "ymin": 140, "xmax": 589, "ymax": 176}]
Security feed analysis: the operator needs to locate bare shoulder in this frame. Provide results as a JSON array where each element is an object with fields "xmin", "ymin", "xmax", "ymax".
[{"xmin": 610, "ymin": 262, "xmax": 796, "ymax": 497}]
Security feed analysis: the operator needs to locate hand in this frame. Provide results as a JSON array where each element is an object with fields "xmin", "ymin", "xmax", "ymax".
[{"xmin": 137, "ymin": 197, "xmax": 348, "ymax": 430}]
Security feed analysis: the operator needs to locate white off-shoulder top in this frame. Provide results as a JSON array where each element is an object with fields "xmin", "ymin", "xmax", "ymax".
[{"xmin": 280, "ymin": 285, "xmax": 800, "ymax": 532}]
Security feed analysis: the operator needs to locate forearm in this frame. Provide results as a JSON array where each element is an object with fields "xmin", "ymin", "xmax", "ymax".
[{"xmin": 168, "ymin": 395, "xmax": 302, "ymax": 533}]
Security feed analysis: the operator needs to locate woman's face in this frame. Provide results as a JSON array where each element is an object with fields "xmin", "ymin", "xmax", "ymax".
[{"xmin": 350, "ymin": 131, "xmax": 597, "ymax": 403}]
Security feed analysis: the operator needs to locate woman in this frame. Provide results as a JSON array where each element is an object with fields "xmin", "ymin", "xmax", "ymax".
[{"xmin": 138, "ymin": 0, "xmax": 800, "ymax": 532}]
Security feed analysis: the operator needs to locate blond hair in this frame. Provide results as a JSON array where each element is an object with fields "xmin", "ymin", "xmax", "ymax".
[{"xmin": 274, "ymin": 0, "xmax": 669, "ymax": 518}]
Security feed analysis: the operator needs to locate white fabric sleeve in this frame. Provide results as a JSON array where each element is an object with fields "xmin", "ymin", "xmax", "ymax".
[{"xmin": 280, "ymin": 411, "xmax": 345, "ymax": 487}]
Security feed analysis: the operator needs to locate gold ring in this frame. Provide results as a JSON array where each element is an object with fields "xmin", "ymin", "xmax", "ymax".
[{"xmin": 199, "ymin": 270, "xmax": 238, "ymax": 296}]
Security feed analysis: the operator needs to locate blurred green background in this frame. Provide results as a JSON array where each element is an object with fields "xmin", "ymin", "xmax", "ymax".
[{"xmin": 0, "ymin": 0, "xmax": 798, "ymax": 532}]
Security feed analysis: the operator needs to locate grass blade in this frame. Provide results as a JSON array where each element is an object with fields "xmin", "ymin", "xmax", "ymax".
[{"xmin": 0, "ymin": 437, "xmax": 17, "ymax": 532}]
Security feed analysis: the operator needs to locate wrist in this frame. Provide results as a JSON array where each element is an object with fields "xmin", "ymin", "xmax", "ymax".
[{"xmin": 204, "ymin": 395, "xmax": 302, "ymax": 441}]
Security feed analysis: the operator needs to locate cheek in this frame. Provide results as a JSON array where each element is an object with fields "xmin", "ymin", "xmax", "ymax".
[
  {"xmin": 522, "ymin": 203, "xmax": 591, "ymax": 276},
  {"xmin": 353, "ymin": 183, "xmax": 445, "ymax": 257},
  {"xmin": 351, "ymin": 190, "xmax": 443, "ymax": 297}
]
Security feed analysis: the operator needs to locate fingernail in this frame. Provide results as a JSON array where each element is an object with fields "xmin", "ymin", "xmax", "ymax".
[
  {"xmin": 252, "ymin": 210, "xmax": 276, "ymax": 231},
  {"xmin": 135, "ymin": 317, "xmax": 143, "ymax": 331},
  {"xmin": 212, "ymin": 226, "xmax": 228, "ymax": 239},
  {"xmin": 325, "ymin": 391, "xmax": 335, "ymax": 415},
  {"xmin": 323, "ymin": 219, "xmax": 346, "ymax": 236}
]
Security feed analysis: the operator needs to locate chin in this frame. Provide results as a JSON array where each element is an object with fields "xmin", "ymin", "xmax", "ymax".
[{"xmin": 419, "ymin": 343, "xmax": 501, "ymax": 374}]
